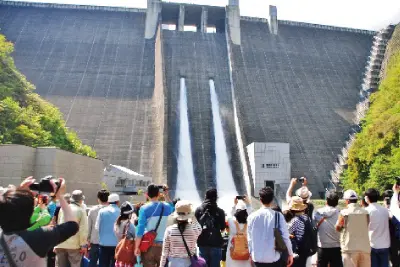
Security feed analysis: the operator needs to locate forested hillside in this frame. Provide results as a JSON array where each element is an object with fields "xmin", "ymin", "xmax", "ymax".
[
  {"xmin": 0, "ymin": 34, "xmax": 96, "ymax": 157},
  {"xmin": 342, "ymin": 25, "xmax": 400, "ymax": 193}
]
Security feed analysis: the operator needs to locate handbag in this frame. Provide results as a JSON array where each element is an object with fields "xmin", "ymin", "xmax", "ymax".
[
  {"xmin": 139, "ymin": 204, "xmax": 164, "ymax": 252},
  {"xmin": 115, "ymin": 221, "xmax": 136, "ymax": 264},
  {"xmin": 0, "ymin": 229, "xmax": 18, "ymax": 267},
  {"xmin": 274, "ymin": 212, "xmax": 287, "ymax": 252},
  {"xmin": 179, "ymin": 226, "xmax": 207, "ymax": 267}
]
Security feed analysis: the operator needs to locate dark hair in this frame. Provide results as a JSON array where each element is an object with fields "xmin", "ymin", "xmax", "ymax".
[
  {"xmin": 271, "ymin": 204, "xmax": 282, "ymax": 213},
  {"xmin": 234, "ymin": 209, "xmax": 248, "ymax": 224},
  {"xmin": 365, "ymin": 188, "xmax": 379, "ymax": 203},
  {"xmin": 283, "ymin": 210, "xmax": 294, "ymax": 223},
  {"xmin": 349, "ymin": 199, "xmax": 358, "ymax": 204},
  {"xmin": 177, "ymin": 220, "xmax": 188, "ymax": 233},
  {"xmin": 116, "ymin": 214, "xmax": 130, "ymax": 226},
  {"xmin": 97, "ymin": 189, "xmax": 110, "ymax": 203},
  {"xmin": 259, "ymin": 187, "xmax": 274, "ymax": 205},
  {"xmin": 147, "ymin": 184, "xmax": 160, "ymax": 198},
  {"xmin": 326, "ymin": 191, "xmax": 339, "ymax": 207},
  {"xmin": 0, "ymin": 188, "xmax": 34, "ymax": 232},
  {"xmin": 205, "ymin": 188, "xmax": 218, "ymax": 202}
]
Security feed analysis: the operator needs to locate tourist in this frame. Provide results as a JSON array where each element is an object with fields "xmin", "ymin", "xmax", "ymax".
[
  {"xmin": 383, "ymin": 189, "xmax": 400, "ymax": 267},
  {"xmin": 195, "ymin": 188, "xmax": 226, "ymax": 267},
  {"xmin": 114, "ymin": 201, "xmax": 136, "ymax": 241},
  {"xmin": 247, "ymin": 187, "xmax": 293, "ymax": 267},
  {"xmin": 364, "ymin": 188, "xmax": 390, "ymax": 267},
  {"xmin": 226, "ymin": 198, "xmax": 252, "ymax": 267},
  {"xmin": 96, "ymin": 193, "xmax": 120, "ymax": 267},
  {"xmin": 288, "ymin": 196, "xmax": 310, "ymax": 267},
  {"xmin": 134, "ymin": 184, "xmax": 174, "ymax": 267},
  {"xmin": 55, "ymin": 190, "xmax": 89, "ymax": 267},
  {"xmin": 313, "ymin": 190, "xmax": 342, "ymax": 267},
  {"xmin": 390, "ymin": 184, "xmax": 400, "ymax": 267},
  {"xmin": 28, "ymin": 194, "xmax": 52, "ymax": 231},
  {"xmin": 114, "ymin": 201, "xmax": 136, "ymax": 267},
  {"xmin": 87, "ymin": 189, "xmax": 110, "ymax": 267},
  {"xmin": 286, "ymin": 177, "xmax": 314, "ymax": 218},
  {"xmin": 0, "ymin": 177, "xmax": 78, "ymax": 266},
  {"xmin": 160, "ymin": 200, "xmax": 202, "ymax": 267},
  {"xmin": 48, "ymin": 194, "xmax": 58, "ymax": 217},
  {"xmin": 336, "ymin": 189, "xmax": 370, "ymax": 267}
]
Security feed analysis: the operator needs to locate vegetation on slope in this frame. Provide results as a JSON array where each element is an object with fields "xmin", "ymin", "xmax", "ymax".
[
  {"xmin": 341, "ymin": 25, "xmax": 400, "ymax": 193},
  {"xmin": 0, "ymin": 34, "xmax": 96, "ymax": 157}
]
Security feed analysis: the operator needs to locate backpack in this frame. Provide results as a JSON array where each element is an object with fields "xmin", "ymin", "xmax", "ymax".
[
  {"xmin": 230, "ymin": 221, "xmax": 250, "ymax": 260},
  {"xmin": 199, "ymin": 208, "xmax": 216, "ymax": 230},
  {"xmin": 297, "ymin": 216, "xmax": 318, "ymax": 257}
]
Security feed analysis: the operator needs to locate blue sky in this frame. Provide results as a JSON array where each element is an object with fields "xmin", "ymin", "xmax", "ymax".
[{"xmin": 15, "ymin": 0, "xmax": 400, "ymax": 30}]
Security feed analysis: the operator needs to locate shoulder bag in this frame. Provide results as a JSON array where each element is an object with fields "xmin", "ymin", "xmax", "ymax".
[
  {"xmin": 179, "ymin": 226, "xmax": 207, "ymax": 267},
  {"xmin": 139, "ymin": 204, "xmax": 164, "ymax": 252},
  {"xmin": 115, "ymin": 221, "xmax": 136, "ymax": 264},
  {"xmin": 274, "ymin": 211, "xmax": 287, "ymax": 252},
  {"xmin": 0, "ymin": 230, "xmax": 18, "ymax": 267}
]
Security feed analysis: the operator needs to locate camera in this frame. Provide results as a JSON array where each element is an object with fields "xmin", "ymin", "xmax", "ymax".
[
  {"xmin": 158, "ymin": 185, "xmax": 165, "ymax": 192},
  {"xmin": 29, "ymin": 176, "xmax": 60, "ymax": 193},
  {"xmin": 298, "ymin": 177, "xmax": 305, "ymax": 183},
  {"xmin": 236, "ymin": 195, "xmax": 245, "ymax": 200}
]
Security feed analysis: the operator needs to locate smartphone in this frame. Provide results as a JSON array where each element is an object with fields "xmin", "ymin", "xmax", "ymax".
[
  {"xmin": 236, "ymin": 195, "xmax": 245, "ymax": 200},
  {"xmin": 298, "ymin": 177, "xmax": 305, "ymax": 183},
  {"xmin": 158, "ymin": 185, "xmax": 164, "ymax": 193}
]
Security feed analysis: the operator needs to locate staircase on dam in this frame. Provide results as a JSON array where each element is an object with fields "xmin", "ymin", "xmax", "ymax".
[
  {"xmin": 162, "ymin": 29, "xmax": 245, "ymax": 196},
  {"xmin": 0, "ymin": 5, "xmax": 156, "ymax": 177},
  {"xmin": 229, "ymin": 19, "xmax": 373, "ymax": 196}
]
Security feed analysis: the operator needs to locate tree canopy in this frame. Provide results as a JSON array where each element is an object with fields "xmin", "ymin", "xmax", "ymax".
[
  {"xmin": 341, "ymin": 25, "xmax": 400, "ymax": 193},
  {"xmin": 0, "ymin": 34, "xmax": 96, "ymax": 158}
]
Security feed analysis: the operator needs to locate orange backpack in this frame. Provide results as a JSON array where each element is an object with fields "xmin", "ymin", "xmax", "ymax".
[{"xmin": 230, "ymin": 221, "xmax": 250, "ymax": 260}]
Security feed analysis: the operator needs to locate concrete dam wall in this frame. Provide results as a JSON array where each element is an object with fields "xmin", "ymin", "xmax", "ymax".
[{"xmin": 0, "ymin": 1, "xmax": 374, "ymax": 197}]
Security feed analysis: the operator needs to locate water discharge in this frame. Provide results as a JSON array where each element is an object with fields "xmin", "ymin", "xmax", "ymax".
[
  {"xmin": 209, "ymin": 79, "xmax": 238, "ymax": 211},
  {"xmin": 176, "ymin": 78, "xmax": 201, "ymax": 207}
]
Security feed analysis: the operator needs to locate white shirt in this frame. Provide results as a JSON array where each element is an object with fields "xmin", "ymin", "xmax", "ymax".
[
  {"xmin": 247, "ymin": 207, "xmax": 293, "ymax": 263},
  {"xmin": 365, "ymin": 203, "xmax": 390, "ymax": 249}
]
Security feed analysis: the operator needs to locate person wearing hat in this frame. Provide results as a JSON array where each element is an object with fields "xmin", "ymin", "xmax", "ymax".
[
  {"xmin": 160, "ymin": 200, "xmax": 202, "ymax": 267},
  {"xmin": 286, "ymin": 178, "xmax": 314, "ymax": 218},
  {"xmin": 335, "ymin": 190, "xmax": 370, "ymax": 267},
  {"xmin": 96, "ymin": 193, "xmax": 121, "ymax": 267},
  {"xmin": 288, "ymin": 196, "xmax": 309, "ymax": 267},
  {"xmin": 225, "ymin": 199, "xmax": 252, "ymax": 267},
  {"xmin": 55, "ymin": 190, "xmax": 89, "ymax": 267},
  {"xmin": 114, "ymin": 201, "xmax": 136, "ymax": 267}
]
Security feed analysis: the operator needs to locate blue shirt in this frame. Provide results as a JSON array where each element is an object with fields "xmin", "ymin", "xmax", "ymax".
[
  {"xmin": 136, "ymin": 201, "xmax": 174, "ymax": 243},
  {"xmin": 247, "ymin": 207, "xmax": 293, "ymax": 263},
  {"xmin": 96, "ymin": 204, "xmax": 120, "ymax": 246}
]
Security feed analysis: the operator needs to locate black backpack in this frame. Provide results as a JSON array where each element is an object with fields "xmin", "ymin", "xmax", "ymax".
[
  {"xmin": 199, "ymin": 208, "xmax": 220, "ymax": 239},
  {"xmin": 298, "ymin": 216, "xmax": 318, "ymax": 257}
]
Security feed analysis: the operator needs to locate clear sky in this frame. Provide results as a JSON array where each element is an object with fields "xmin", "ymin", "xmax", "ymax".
[{"xmin": 14, "ymin": 0, "xmax": 400, "ymax": 30}]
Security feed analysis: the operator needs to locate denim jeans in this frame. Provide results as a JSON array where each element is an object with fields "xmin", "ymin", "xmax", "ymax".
[
  {"xmin": 199, "ymin": 247, "xmax": 222, "ymax": 267},
  {"xmin": 371, "ymin": 248, "xmax": 389, "ymax": 267},
  {"xmin": 98, "ymin": 246, "xmax": 116, "ymax": 267},
  {"xmin": 89, "ymin": 244, "xmax": 99, "ymax": 267}
]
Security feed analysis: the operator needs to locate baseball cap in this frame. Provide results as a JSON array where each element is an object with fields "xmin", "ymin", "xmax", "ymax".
[
  {"xmin": 70, "ymin": 190, "xmax": 85, "ymax": 202},
  {"xmin": 108, "ymin": 193, "xmax": 120, "ymax": 203},
  {"xmin": 343, "ymin": 189, "xmax": 358, "ymax": 200}
]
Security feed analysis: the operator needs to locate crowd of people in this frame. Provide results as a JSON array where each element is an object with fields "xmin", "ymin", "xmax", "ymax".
[{"xmin": 1, "ymin": 176, "xmax": 400, "ymax": 267}]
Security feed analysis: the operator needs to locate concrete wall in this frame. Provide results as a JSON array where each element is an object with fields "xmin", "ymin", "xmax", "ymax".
[
  {"xmin": 247, "ymin": 142, "xmax": 290, "ymax": 196},
  {"xmin": 0, "ymin": 145, "xmax": 103, "ymax": 204}
]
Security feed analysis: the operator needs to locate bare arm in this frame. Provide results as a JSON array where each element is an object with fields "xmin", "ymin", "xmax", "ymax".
[
  {"xmin": 56, "ymin": 179, "xmax": 76, "ymax": 223},
  {"xmin": 286, "ymin": 178, "xmax": 297, "ymax": 203}
]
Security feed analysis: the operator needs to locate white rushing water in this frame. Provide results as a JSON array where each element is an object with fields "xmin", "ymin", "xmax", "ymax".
[
  {"xmin": 176, "ymin": 78, "xmax": 201, "ymax": 206},
  {"xmin": 209, "ymin": 79, "xmax": 238, "ymax": 211}
]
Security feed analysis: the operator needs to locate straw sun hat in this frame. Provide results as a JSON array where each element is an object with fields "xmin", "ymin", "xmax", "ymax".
[
  {"xmin": 289, "ymin": 196, "xmax": 308, "ymax": 211},
  {"xmin": 173, "ymin": 200, "xmax": 192, "ymax": 221}
]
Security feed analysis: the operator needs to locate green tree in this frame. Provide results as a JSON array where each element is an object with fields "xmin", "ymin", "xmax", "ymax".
[
  {"xmin": 0, "ymin": 34, "xmax": 96, "ymax": 158},
  {"xmin": 341, "ymin": 25, "xmax": 400, "ymax": 193}
]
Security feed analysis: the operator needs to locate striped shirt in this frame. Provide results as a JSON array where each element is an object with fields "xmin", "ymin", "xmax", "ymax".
[
  {"xmin": 160, "ymin": 221, "xmax": 202, "ymax": 267},
  {"xmin": 289, "ymin": 214, "xmax": 307, "ymax": 244}
]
